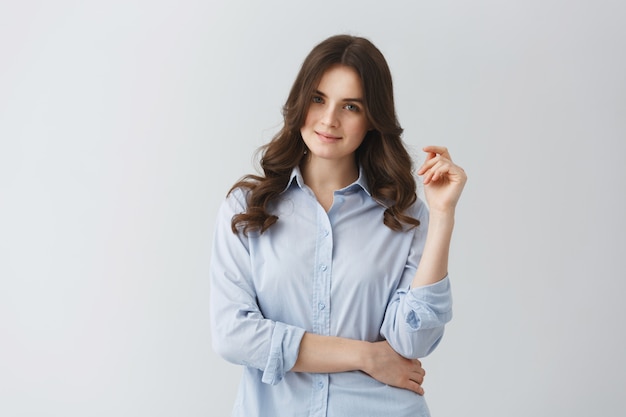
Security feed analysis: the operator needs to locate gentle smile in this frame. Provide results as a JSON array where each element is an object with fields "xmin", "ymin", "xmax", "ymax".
[{"xmin": 315, "ymin": 131, "xmax": 341, "ymax": 141}]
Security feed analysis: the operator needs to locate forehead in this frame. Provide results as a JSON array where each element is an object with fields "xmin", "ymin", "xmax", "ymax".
[{"xmin": 316, "ymin": 65, "xmax": 363, "ymax": 98}]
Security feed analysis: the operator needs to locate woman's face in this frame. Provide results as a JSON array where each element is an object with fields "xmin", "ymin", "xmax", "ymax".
[{"xmin": 300, "ymin": 65, "xmax": 370, "ymax": 164}]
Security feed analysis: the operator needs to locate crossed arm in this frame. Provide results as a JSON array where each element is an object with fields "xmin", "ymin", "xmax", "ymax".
[{"xmin": 292, "ymin": 333, "xmax": 427, "ymax": 394}]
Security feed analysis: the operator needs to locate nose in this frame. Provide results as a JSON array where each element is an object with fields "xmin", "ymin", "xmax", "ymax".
[{"xmin": 321, "ymin": 105, "xmax": 339, "ymax": 127}]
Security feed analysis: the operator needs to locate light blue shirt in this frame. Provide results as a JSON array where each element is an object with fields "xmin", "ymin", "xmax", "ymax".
[{"xmin": 210, "ymin": 166, "xmax": 453, "ymax": 417}]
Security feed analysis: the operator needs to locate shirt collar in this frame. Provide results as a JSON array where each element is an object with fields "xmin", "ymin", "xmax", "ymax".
[{"xmin": 282, "ymin": 165, "xmax": 372, "ymax": 196}]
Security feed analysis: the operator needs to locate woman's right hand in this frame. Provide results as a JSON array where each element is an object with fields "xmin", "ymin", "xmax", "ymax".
[{"xmin": 362, "ymin": 340, "xmax": 426, "ymax": 395}]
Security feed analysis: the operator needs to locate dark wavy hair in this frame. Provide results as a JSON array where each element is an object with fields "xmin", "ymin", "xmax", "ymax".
[{"xmin": 229, "ymin": 34, "xmax": 420, "ymax": 235}]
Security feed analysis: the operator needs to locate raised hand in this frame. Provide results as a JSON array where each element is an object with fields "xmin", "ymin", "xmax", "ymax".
[{"xmin": 417, "ymin": 146, "xmax": 467, "ymax": 213}]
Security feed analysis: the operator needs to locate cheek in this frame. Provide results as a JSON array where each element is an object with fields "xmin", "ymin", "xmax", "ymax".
[
  {"xmin": 348, "ymin": 119, "xmax": 369, "ymax": 136},
  {"xmin": 302, "ymin": 107, "xmax": 319, "ymax": 128}
]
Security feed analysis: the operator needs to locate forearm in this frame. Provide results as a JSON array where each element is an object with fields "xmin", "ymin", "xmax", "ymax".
[
  {"xmin": 290, "ymin": 332, "xmax": 370, "ymax": 373},
  {"xmin": 411, "ymin": 209, "xmax": 455, "ymax": 288},
  {"xmin": 292, "ymin": 334, "xmax": 427, "ymax": 394}
]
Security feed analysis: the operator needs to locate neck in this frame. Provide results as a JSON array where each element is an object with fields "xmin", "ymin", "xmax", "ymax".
[{"xmin": 301, "ymin": 156, "xmax": 359, "ymax": 193}]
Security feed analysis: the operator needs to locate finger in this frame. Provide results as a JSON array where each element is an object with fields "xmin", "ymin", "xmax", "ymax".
[
  {"xmin": 421, "ymin": 167, "xmax": 436, "ymax": 185},
  {"xmin": 431, "ymin": 162, "xmax": 467, "ymax": 185},
  {"xmin": 409, "ymin": 371, "xmax": 425, "ymax": 385},
  {"xmin": 412, "ymin": 364, "xmax": 425, "ymax": 377},
  {"xmin": 417, "ymin": 152, "xmax": 438, "ymax": 175},
  {"xmin": 418, "ymin": 152, "xmax": 455, "ymax": 176},
  {"xmin": 422, "ymin": 160, "xmax": 451, "ymax": 184},
  {"xmin": 405, "ymin": 379, "xmax": 425, "ymax": 396},
  {"xmin": 424, "ymin": 151, "xmax": 438, "ymax": 161},
  {"xmin": 418, "ymin": 156, "xmax": 444, "ymax": 180},
  {"xmin": 422, "ymin": 145, "xmax": 451, "ymax": 160},
  {"xmin": 430, "ymin": 161, "xmax": 452, "ymax": 183}
]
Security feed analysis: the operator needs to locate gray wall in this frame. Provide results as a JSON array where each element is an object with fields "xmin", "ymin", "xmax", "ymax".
[{"xmin": 1, "ymin": 1, "xmax": 624, "ymax": 416}]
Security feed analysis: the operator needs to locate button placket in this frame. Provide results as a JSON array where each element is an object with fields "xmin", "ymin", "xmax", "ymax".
[
  {"xmin": 310, "ymin": 206, "xmax": 332, "ymax": 416},
  {"xmin": 313, "ymin": 207, "xmax": 333, "ymax": 337}
]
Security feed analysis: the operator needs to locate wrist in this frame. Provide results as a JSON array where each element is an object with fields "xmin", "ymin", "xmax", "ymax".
[
  {"xmin": 428, "ymin": 207, "xmax": 456, "ymax": 219},
  {"xmin": 427, "ymin": 210, "xmax": 455, "ymax": 235},
  {"xmin": 357, "ymin": 341, "xmax": 375, "ymax": 374}
]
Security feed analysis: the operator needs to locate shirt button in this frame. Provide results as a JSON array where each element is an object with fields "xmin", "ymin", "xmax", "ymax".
[
  {"xmin": 318, "ymin": 302, "xmax": 325, "ymax": 310},
  {"xmin": 320, "ymin": 265, "xmax": 327, "ymax": 271},
  {"xmin": 317, "ymin": 381, "xmax": 324, "ymax": 389},
  {"xmin": 324, "ymin": 230, "xmax": 329, "ymax": 237}
]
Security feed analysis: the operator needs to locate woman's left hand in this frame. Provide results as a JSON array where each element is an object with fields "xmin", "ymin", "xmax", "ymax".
[{"xmin": 417, "ymin": 146, "xmax": 467, "ymax": 213}]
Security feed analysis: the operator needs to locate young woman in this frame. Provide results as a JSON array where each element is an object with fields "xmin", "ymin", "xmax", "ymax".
[{"xmin": 210, "ymin": 34, "xmax": 467, "ymax": 417}]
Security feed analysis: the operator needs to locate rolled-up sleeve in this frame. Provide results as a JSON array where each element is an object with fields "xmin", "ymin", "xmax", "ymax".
[
  {"xmin": 209, "ymin": 190, "xmax": 305, "ymax": 385},
  {"xmin": 380, "ymin": 277, "xmax": 452, "ymax": 358}
]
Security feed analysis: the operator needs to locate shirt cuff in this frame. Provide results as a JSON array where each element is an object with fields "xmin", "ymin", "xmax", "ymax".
[
  {"xmin": 261, "ymin": 322, "xmax": 306, "ymax": 385},
  {"xmin": 403, "ymin": 275, "xmax": 453, "ymax": 331}
]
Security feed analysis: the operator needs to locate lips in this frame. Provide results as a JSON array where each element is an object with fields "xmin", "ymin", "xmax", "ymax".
[{"xmin": 315, "ymin": 131, "xmax": 341, "ymax": 141}]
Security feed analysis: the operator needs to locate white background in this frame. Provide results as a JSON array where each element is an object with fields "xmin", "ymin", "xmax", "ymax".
[{"xmin": 1, "ymin": 1, "xmax": 625, "ymax": 416}]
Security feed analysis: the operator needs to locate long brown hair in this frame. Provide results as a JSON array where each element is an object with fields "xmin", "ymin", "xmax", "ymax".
[{"xmin": 230, "ymin": 34, "xmax": 420, "ymax": 235}]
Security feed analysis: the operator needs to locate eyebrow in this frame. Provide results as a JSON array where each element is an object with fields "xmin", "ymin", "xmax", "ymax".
[{"xmin": 314, "ymin": 90, "xmax": 364, "ymax": 103}]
